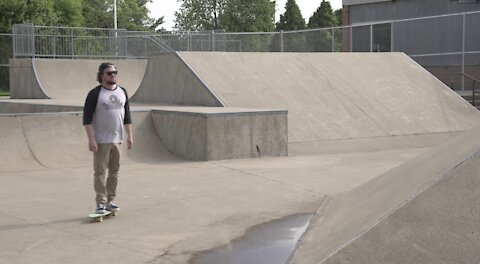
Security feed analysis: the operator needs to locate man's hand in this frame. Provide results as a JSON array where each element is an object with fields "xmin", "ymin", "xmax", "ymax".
[
  {"xmin": 89, "ymin": 140, "xmax": 98, "ymax": 152},
  {"xmin": 85, "ymin": 125, "xmax": 97, "ymax": 152},
  {"xmin": 127, "ymin": 137, "xmax": 133, "ymax": 150},
  {"xmin": 125, "ymin": 124, "xmax": 133, "ymax": 150}
]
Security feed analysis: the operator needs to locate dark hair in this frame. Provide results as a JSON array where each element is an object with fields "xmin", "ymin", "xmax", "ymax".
[{"xmin": 97, "ymin": 62, "xmax": 115, "ymax": 83}]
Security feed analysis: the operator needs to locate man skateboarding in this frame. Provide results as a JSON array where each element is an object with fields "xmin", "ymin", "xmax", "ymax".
[{"xmin": 83, "ymin": 62, "xmax": 133, "ymax": 214}]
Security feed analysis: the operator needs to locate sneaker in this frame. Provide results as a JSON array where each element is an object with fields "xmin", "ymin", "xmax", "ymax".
[
  {"xmin": 107, "ymin": 201, "xmax": 120, "ymax": 212},
  {"xmin": 96, "ymin": 203, "xmax": 107, "ymax": 214}
]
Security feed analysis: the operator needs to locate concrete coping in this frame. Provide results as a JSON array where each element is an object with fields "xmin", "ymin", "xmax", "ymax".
[
  {"xmin": 0, "ymin": 99, "xmax": 288, "ymax": 116},
  {"xmin": 0, "ymin": 110, "xmax": 156, "ymax": 117},
  {"xmin": 0, "ymin": 111, "xmax": 84, "ymax": 117},
  {"xmin": 151, "ymin": 107, "xmax": 288, "ymax": 117}
]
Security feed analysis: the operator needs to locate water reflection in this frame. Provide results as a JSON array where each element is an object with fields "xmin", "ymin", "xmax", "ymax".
[{"xmin": 192, "ymin": 213, "xmax": 312, "ymax": 264}]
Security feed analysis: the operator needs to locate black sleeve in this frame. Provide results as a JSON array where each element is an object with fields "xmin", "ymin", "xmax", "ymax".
[
  {"xmin": 122, "ymin": 87, "xmax": 132, "ymax": 125},
  {"xmin": 83, "ymin": 86, "xmax": 100, "ymax": 125}
]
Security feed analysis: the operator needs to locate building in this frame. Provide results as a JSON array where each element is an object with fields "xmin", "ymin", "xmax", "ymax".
[{"xmin": 342, "ymin": 0, "xmax": 480, "ymax": 90}]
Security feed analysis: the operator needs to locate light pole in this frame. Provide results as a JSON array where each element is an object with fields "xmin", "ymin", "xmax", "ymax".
[
  {"xmin": 114, "ymin": 0, "xmax": 118, "ymax": 57},
  {"xmin": 113, "ymin": 0, "xmax": 118, "ymax": 30}
]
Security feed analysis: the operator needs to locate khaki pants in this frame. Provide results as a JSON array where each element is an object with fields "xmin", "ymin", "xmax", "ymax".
[{"xmin": 94, "ymin": 143, "xmax": 121, "ymax": 204}]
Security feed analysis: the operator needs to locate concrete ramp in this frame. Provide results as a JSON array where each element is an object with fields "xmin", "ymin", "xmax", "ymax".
[
  {"xmin": 176, "ymin": 52, "xmax": 480, "ymax": 143},
  {"xmin": 0, "ymin": 111, "xmax": 175, "ymax": 171},
  {"xmin": 0, "ymin": 116, "xmax": 45, "ymax": 172},
  {"xmin": 289, "ymin": 125, "xmax": 480, "ymax": 264},
  {"xmin": 10, "ymin": 53, "xmax": 480, "ymax": 143},
  {"xmin": 10, "ymin": 58, "xmax": 147, "ymax": 99},
  {"xmin": 130, "ymin": 53, "xmax": 223, "ymax": 106}
]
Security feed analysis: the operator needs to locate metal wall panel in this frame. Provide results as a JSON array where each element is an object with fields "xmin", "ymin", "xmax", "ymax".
[{"xmin": 349, "ymin": 0, "xmax": 480, "ymax": 24}]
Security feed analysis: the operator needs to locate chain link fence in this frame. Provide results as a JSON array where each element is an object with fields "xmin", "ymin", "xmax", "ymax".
[
  {"xmin": 7, "ymin": 11, "xmax": 480, "ymax": 91},
  {"xmin": 0, "ymin": 33, "xmax": 12, "ymax": 94},
  {"xmin": 12, "ymin": 24, "xmax": 219, "ymax": 58}
]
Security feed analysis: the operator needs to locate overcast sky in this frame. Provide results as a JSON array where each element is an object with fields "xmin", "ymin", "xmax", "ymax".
[{"xmin": 146, "ymin": 0, "xmax": 343, "ymax": 30}]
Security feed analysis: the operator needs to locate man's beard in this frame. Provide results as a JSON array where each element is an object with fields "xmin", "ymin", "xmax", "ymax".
[{"xmin": 106, "ymin": 79, "xmax": 116, "ymax": 85}]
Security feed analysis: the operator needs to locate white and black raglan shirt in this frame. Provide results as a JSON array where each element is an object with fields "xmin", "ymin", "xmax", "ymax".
[{"xmin": 83, "ymin": 85, "xmax": 132, "ymax": 144}]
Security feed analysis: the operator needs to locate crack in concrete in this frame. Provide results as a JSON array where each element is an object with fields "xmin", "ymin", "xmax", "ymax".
[{"xmin": 206, "ymin": 161, "xmax": 323, "ymax": 196}]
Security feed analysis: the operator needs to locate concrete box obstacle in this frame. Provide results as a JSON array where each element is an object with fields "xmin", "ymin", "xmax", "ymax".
[{"xmin": 152, "ymin": 107, "xmax": 288, "ymax": 161}]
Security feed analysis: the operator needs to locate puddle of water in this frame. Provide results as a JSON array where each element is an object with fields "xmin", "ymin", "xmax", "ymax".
[{"xmin": 191, "ymin": 213, "xmax": 313, "ymax": 264}]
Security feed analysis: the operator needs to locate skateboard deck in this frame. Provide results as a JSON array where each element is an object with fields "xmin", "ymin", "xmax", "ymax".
[{"xmin": 88, "ymin": 210, "xmax": 118, "ymax": 222}]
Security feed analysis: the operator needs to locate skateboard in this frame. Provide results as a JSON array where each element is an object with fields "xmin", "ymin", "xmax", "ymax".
[{"xmin": 88, "ymin": 210, "xmax": 118, "ymax": 222}]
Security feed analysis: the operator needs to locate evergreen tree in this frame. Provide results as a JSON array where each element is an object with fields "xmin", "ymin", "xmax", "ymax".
[
  {"xmin": 308, "ymin": 0, "xmax": 337, "ymax": 28},
  {"xmin": 334, "ymin": 8, "xmax": 342, "ymax": 26},
  {"xmin": 276, "ymin": 0, "xmax": 305, "ymax": 31}
]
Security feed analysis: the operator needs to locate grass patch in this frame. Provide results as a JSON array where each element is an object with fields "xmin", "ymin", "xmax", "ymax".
[{"xmin": 0, "ymin": 90, "xmax": 9, "ymax": 96}]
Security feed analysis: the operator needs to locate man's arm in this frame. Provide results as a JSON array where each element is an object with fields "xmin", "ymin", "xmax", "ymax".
[
  {"xmin": 83, "ymin": 87, "xmax": 100, "ymax": 152},
  {"xmin": 121, "ymin": 87, "xmax": 133, "ymax": 150},
  {"xmin": 125, "ymin": 124, "xmax": 133, "ymax": 150},
  {"xmin": 85, "ymin": 124, "xmax": 98, "ymax": 152}
]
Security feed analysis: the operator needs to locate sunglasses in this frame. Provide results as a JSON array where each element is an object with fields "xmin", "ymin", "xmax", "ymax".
[{"xmin": 105, "ymin": 71, "xmax": 118, "ymax": 76}]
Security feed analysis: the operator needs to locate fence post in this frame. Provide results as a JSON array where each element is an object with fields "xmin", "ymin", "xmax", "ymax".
[
  {"xmin": 370, "ymin": 24, "xmax": 373, "ymax": 52},
  {"xmin": 12, "ymin": 25, "xmax": 16, "ymax": 58},
  {"xmin": 280, "ymin": 30, "xmax": 284, "ymax": 52},
  {"xmin": 125, "ymin": 31, "xmax": 128, "ymax": 59},
  {"xmin": 462, "ymin": 14, "xmax": 466, "ymax": 91},
  {"xmin": 30, "ymin": 24, "xmax": 35, "ymax": 58},
  {"xmin": 349, "ymin": 26, "xmax": 353, "ymax": 52},
  {"xmin": 70, "ymin": 28, "xmax": 75, "ymax": 59},
  {"xmin": 212, "ymin": 31, "xmax": 215, "ymax": 52},
  {"xmin": 52, "ymin": 35, "xmax": 56, "ymax": 58},
  {"xmin": 390, "ymin": 21, "xmax": 394, "ymax": 52},
  {"xmin": 332, "ymin": 28, "xmax": 335, "ymax": 52}
]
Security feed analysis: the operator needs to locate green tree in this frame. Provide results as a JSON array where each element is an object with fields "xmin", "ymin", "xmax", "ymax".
[
  {"xmin": 117, "ymin": 0, "xmax": 159, "ymax": 31},
  {"xmin": 305, "ymin": 0, "xmax": 337, "ymax": 52},
  {"xmin": 175, "ymin": 0, "xmax": 225, "ymax": 31},
  {"xmin": 334, "ymin": 8, "xmax": 342, "ymax": 26},
  {"xmin": 82, "ymin": 0, "xmax": 161, "ymax": 30},
  {"xmin": 0, "ymin": 0, "xmax": 58, "ymax": 33},
  {"xmin": 0, "ymin": 1, "xmax": 26, "ymax": 33},
  {"xmin": 308, "ymin": 0, "xmax": 337, "ymax": 28},
  {"xmin": 221, "ymin": 0, "xmax": 275, "ymax": 32},
  {"xmin": 54, "ymin": 0, "xmax": 84, "ymax": 27},
  {"xmin": 151, "ymin": 16, "xmax": 166, "ymax": 32},
  {"xmin": 82, "ymin": 0, "xmax": 111, "ymax": 28},
  {"xmin": 276, "ymin": 0, "xmax": 305, "ymax": 31}
]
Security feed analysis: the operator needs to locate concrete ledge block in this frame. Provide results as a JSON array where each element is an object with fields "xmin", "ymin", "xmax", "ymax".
[{"xmin": 151, "ymin": 107, "xmax": 288, "ymax": 161}]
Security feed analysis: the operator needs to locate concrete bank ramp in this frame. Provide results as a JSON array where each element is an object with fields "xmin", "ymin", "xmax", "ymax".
[
  {"xmin": 10, "ymin": 58, "xmax": 147, "ymax": 99},
  {"xmin": 130, "ymin": 53, "xmax": 223, "ymax": 107},
  {"xmin": 133, "ymin": 52, "xmax": 480, "ymax": 143},
  {"xmin": 289, "ymin": 125, "xmax": 480, "ymax": 264},
  {"xmin": 0, "ymin": 111, "xmax": 175, "ymax": 171}
]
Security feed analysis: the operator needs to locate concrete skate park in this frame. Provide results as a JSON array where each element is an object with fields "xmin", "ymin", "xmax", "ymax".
[{"xmin": 2, "ymin": 52, "xmax": 480, "ymax": 264}]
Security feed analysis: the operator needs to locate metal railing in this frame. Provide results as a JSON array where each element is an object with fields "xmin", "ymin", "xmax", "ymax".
[
  {"xmin": 9, "ymin": 10, "xmax": 480, "ymax": 90},
  {"xmin": 0, "ymin": 33, "xmax": 12, "ymax": 93},
  {"xmin": 12, "ymin": 11, "xmax": 480, "ymax": 54},
  {"xmin": 12, "ymin": 24, "xmax": 216, "ymax": 59},
  {"xmin": 451, "ymin": 72, "xmax": 480, "ymax": 106}
]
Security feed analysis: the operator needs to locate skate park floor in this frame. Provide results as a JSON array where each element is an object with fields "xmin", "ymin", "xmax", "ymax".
[
  {"xmin": 0, "ymin": 138, "xmax": 430, "ymax": 264},
  {"xmin": 0, "ymin": 101, "xmax": 442, "ymax": 263},
  {"xmin": 3, "ymin": 52, "xmax": 480, "ymax": 264}
]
